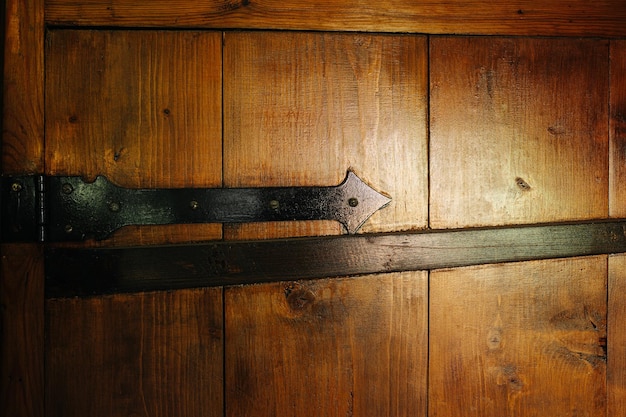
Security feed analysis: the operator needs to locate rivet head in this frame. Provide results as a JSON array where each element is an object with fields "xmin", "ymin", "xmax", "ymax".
[
  {"xmin": 61, "ymin": 183, "xmax": 74, "ymax": 195},
  {"xmin": 269, "ymin": 200, "xmax": 280, "ymax": 210},
  {"xmin": 109, "ymin": 202, "xmax": 121, "ymax": 212},
  {"xmin": 64, "ymin": 224, "xmax": 73, "ymax": 234},
  {"xmin": 11, "ymin": 182, "xmax": 23, "ymax": 192},
  {"xmin": 348, "ymin": 197, "xmax": 359, "ymax": 207},
  {"xmin": 189, "ymin": 200, "xmax": 199, "ymax": 210}
]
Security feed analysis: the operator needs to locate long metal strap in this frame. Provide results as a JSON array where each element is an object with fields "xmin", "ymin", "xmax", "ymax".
[{"xmin": 45, "ymin": 219, "xmax": 626, "ymax": 297}]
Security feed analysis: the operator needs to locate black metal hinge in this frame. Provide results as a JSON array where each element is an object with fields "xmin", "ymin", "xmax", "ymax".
[
  {"xmin": 1, "ymin": 175, "xmax": 47, "ymax": 242},
  {"xmin": 1, "ymin": 171, "xmax": 391, "ymax": 242}
]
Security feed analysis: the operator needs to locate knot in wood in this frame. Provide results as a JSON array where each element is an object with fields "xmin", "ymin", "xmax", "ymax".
[{"xmin": 285, "ymin": 285, "xmax": 315, "ymax": 311}]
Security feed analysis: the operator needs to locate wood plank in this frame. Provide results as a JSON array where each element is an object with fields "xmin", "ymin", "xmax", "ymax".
[
  {"xmin": 3, "ymin": 0, "xmax": 44, "ymax": 173},
  {"xmin": 0, "ymin": 244, "xmax": 44, "ymax": 417},
  {"xmin": 44, "ymin": 30, "xmax": 223, "ymax": 246},
  {"xmin": 609, "ymin": 254, "xmax": 626, "ymax": 415},
  {"xmin": 610, "ymin": 40, "xmax": 626, "ymax": 218},
  {"xmin": 430, "ymin": 37, "xmax": 609, "ymax": 229},
  {"xmin": 223, "ymin": 32, "xmax": 428, "ymax": 239},
  {"xmin": 225, "ymin": 273, "xmax": 427, "ymax": 417},
  {"xmin": 1, "ymin": 1, "xmax": 45, "ymax": 416},
  {"xmin": 45, "ymin": 0, "xmax": 626, "ymax": 37},
  {"xmin": 609, "ymin": 40, "xmax": 626, "ymax": 416},
  {"xmin": 44, "ymin": 29, "xmax": 226, "ymax": 417},
  {"xmin": 430, "ymin": 257, "xmax": 607, "ymax": 416},
  {"xmin": 45, "ymin": 220, "xmax": 626, "ymax": 296},
  {"xmin": 45, "ymin": 288, "xmax": 223, "ymax": 417}
]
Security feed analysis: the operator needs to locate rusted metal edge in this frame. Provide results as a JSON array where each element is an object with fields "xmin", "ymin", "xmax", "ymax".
[{"xmin": 45, "ymin": 219, "xmax": 626, "ymax": 297}]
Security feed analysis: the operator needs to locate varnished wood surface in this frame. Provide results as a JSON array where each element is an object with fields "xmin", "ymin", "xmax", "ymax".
[
  {"xmin": 223, "ymin": 32, "xmax": 428, "ymax": 239},
  {"xmin": 45, "ymin": 220, "xmax": 626, "ymax": 296},
  {"xmin": 2, "ymin": 0, "xmax": 44, "ymax": 173},
  {"xmin": 225, "ymin": 273, "xmax": 427, "ymax": 417},
  {"xmin": 609, "ymin": 254, "xmax": 626, "ymax": 416},
  {"xmin": 610, "ymin": 41, "xmax": 626, "ymax": 218},
  {"xmin": 430, "ymin": 37, "xmax": 609, "ymax": 229},
  {"xmin": 43, "ymin": 30, "xmax": 226, "ymax": 417},
  {"xmin": 221, "ymin": 31, "xmax": 429, "ymax": 417},
  {"xmin": 430, "ymin": 257, "xmax": 607, "ymax": 416},
  {"xmin": 45, "ymin": 288, "xmax": 223, "ymax": 417},
  {"xmin": 5, "ymin": 5, "xmax": 626, "ymax": 414},
  {"xmin": 607, "ymin": 41, "xmax": 626, "ymax": 409},
  {"xmin": 1, "ymin": 2, "xmax": 45, "ymax": 416},
  {"xmin": 0, "ymin": 244, "xmax": 44, "ymax": 417},
  {"xmin": 45, "ymin": 30, "xmax": 223, "ymax": 246},
  {"xmin": 45, "ymin": 0, "xmax": 626, "ymax": 37}
]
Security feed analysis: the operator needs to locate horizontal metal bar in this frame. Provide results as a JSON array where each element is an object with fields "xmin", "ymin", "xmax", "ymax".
[
  {"xmin": 2, "ymin": 171, "xmax": 390, "ymax": 242},
  {"xmin": 45, "ymin": 219, "xmax": 626, "ymax": 297}
]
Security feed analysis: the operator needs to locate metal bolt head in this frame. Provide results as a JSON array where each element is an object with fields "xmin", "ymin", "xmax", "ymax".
[
  {"xmin": 11, "ymin": 182, "xmax": 23, "ymax": 192},
  {"xmin": 189, "ymin": 200, "xmax": 199, "ymax": 210},
  {"xmin": 108, "ymin": 202, "xmax": 121, "ymax": 212},
  {"xmin": 348, "ymin": 197, "xmax": 359, "ymax": 207},
  {"xmin": 61, "ymin": 183, "xmax": 74, "ymax": 195},
  {"xmin": 64, "ymin": 224, "xmax": 73, "ymax": 234},
  {"xmin": 269, "ymin": 199, "xmax": 280, "ymax": 210}
]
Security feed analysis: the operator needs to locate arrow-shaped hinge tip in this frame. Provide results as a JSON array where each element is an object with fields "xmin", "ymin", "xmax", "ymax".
[{"xmin": 333, "ymin": 171, "xmax": 391, "ymax": 234}]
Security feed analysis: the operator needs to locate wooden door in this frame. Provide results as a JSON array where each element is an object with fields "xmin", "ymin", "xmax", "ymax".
[{"xmin": 3, "ymin": 2, "xmax": 626, "ymax": 417}]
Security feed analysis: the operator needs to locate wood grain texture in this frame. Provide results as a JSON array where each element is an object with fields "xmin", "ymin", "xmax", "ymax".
[
  {"xmin": 430, "ymin": 257, "xmax": 607, "ymax": 416},
  {"xmin": 0, "ymin": 244, "xmax": 44, "ymax": 417},
  {"xmin": 609, "ymin": 254, "xmax": 626, "ymax": 416},
  {"xmin": 1, "ymin": 3, "xmax": 45, "ymax": 416},
  {"xmin": 46, "ymin": 289, "xmax": 223, "ymax": 417},
  {"xmin": 430, "ymin": 37, "xmax": 609, "ymax": 229},
  {"xmin": 45, "ymin": 30, "xmax": 223, "ymax": 245},
  {"xmin": 224, "ymin": 32, "xmax": 428, "ymax": 239},
  {"xmin": 610, "ymin": 40, "xmax": 626, "ymax": 218},
  {"xmin": 45, "ymin": 0, "xmax": 626, "ymax": 37},
  {"xmin": 225, "ymin": 272, "xmax": 427, "ymax": 417},
  {"xmin": 2, "ymin": 0, "xmax": 44, "ymax": 173}
]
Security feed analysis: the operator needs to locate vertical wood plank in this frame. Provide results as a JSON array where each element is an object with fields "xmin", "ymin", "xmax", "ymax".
[
  {"xmin": 608, "ymin": 40, "xmax": 626, "ymax": 417},
  {"xmin": 46, "ymin": 289, "xmax": 223, "ymax": 417},
  {"xmin": 609, "ymin": 254, "xmax": 626, "ymax": 415},
  {"xmin": 223, "ymin": 31, "xmax": 429, "ymax": 417},
  {"xmin": 610, "ymin": 40, "xmax": 626, "ymax": 217},
  {"xmin": 45, "ymin": 30, "xmax": 223, "ymax": 245},
  {"xmin": 225, "ymin": 272, "xmax": 428, "ymax": 417},
  {"xmin": 2, "ymin": 0, "xmax": 44, "ymax": 173},
  {"xmin": 223, "ymin": 32, "xmax": 428, "ymax": 239},
  {"xmin": 430, "ymin": 257, "xmax": 607, "ymax": 416},
  {"xmin": 44, "ymin": 29, "xmax": 226, "ymax": 417},
  {"xmin": 1, "ymin": 1, "xmax": 45, "ymax": 416},
  {"xmin": 0, "ymin": 244, "xmax": 44, "ymax": 417},
  {"xmin": 430, "ymin": 37, "xmax": 609, "ymax": 228}
]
